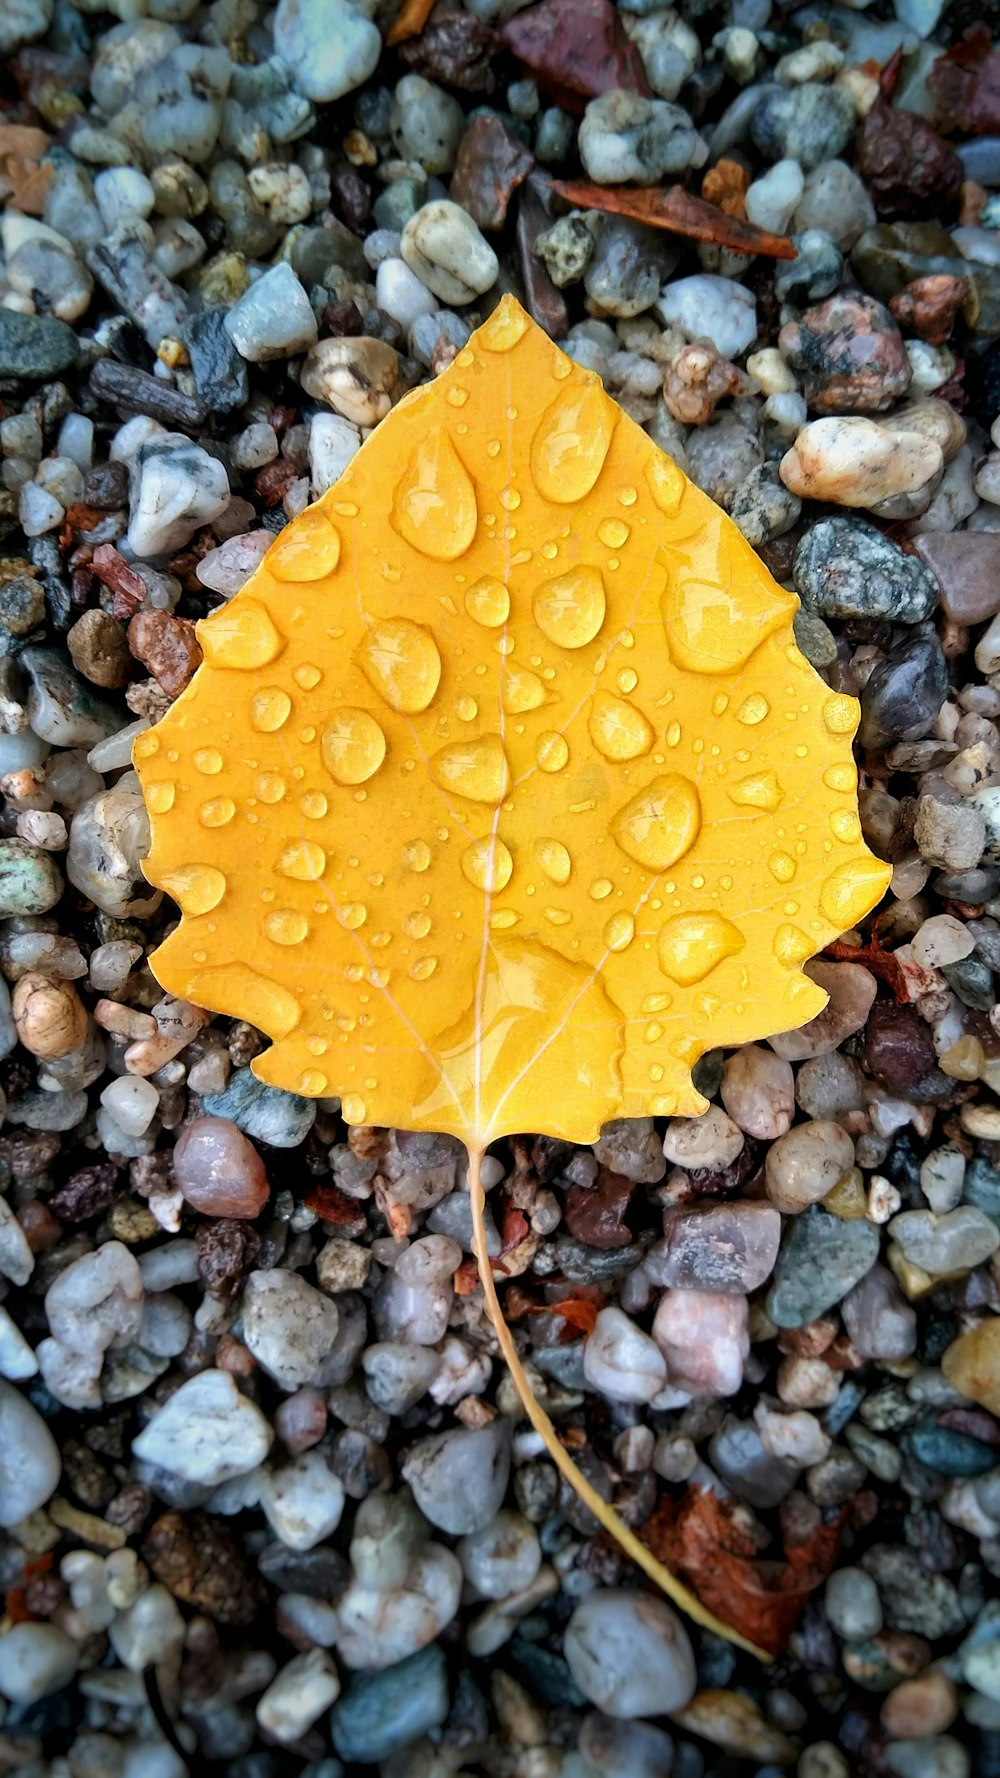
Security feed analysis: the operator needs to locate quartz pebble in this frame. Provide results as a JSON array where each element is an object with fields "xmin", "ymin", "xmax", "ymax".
[
  {"xmin": 652, "ymin": 1289, "xmax": 749, "ymax": 1397},
  {"xmin": 173, "ymin": 1116, "xmax": 269, "ymax": 1218},
  {"xmin": 242, "ymin": 1269, "xmax": 339, "ymax": 1390},
  {"xmin": 722, "ymin": 1044, "xmax": 794, "ymax": 1139},
  {"xmin": 133, "ymin": 1368, "xmax": 272, "ymax": 1484},
  {"xmin": 402, "ymin": 1422, "xmax": 511, "ymax": 1536},
  {"xmin": 401, "ymin": 201, "xmax": 498, "ymax": 305},
  {"xmin": 765, "ymin": 1121, "xmax": 856, "ymax": 1213},
  {"xmin": 564, "ymin": 1589, "xmax": 696, "ymax": 1718},
  {"xmin": 0, "ymin": 1624, "xmax": 78, "ymax": 1704},
  {"xmin": 583, "ymin": 1306, "xmax": 667, "ymax": 1403},
  {"xmin": 0, "ymin": 1379, "xmax": 61, "ymax": 1525},
  {"xmin": 224, "ymin": 262, "xmax": 318, "ymax": 362}
]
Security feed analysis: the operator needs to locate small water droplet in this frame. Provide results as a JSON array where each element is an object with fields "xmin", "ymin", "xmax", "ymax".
[
  {"xmin": 820, "ymin": 857, "xmax": 891, "ymax": 928},
  {"xmin": 403, "ymin": 840, "xmax": 432, "ymax": 872},
  {"xmin": 391, "ymin": 429, "xmax": 477, "ymax": 561},
  {"xmin": 147, "ymin": 781, "xmax": 175, "ymax": 814},
  {"xmin": 199, "ymin": 796, "xmax": 235, "ymax": 827},
  {"xmin": 773, "ymin": 923, "xmax": 813, "ymax": 966},
  {"xmin": 478, "ymin": 300, "xmax": 528, "ymax": 352},
  {"xmin": 666, "ymin": 720, "xmax": 681, "ymax": 748},
  {"xmin": 160, "ymin": 863, "xmax": 226, "ymax": 917},
  {"xmin": 294, "ymin": 663, "xmax": 322, "ymax": 690},
  {"xmin": 618, "ymin": 485, "xmax": 637, "ymax": 507},
  {"xmin": 200, "ymin": 600, "xmax": 284, "ymax": 670},
  {"xmin": 769, "ymin": 851, "xmax": 797, "ymax": 883},
  {"xmin": 133, "ymin": 731, "xmax": 159, "ymax": 760},
  {"xmin": 588, "ymin": 690, "xmax": 654, "ymax": 762},
  {"xmin": 645, "ymin": 454, "xmax": 685, "ymax": 514},
  {"xmin": 589, "ymin": 878, "xmax": 614, "ymax": 900},
  {"xmin": 612, "ymin": 774, "xmax": 700, "ymax": 872},
  {"xmin": 598, "ymin": 517, "xmax": 630, "ymax": 548},
  {"xmin": 502, "ymin": 665, "xmax": 545, "ymax": 714},
  {"xmin": 830, "ymin": 809, "xmax": 861, "ymax": 843},
  {"xmin": 339, "ymin": 903, "xmax": 367, "ymax": 930},
  {"xmin": 268, "ymin": 507, "xmax": 341, "ymax": 581},
  {"xmin": 456, "ymin": 696, "xmax": 478, "ymax": 722},
  {"xmin": 536, "ymin": 731, "xmax": 569, "ymax": 773},
  {"xmin": 736, "ymin": 693, "xmax": 769, "ymax": 726},
  {"xmin": 321, "ymin": 708, "xmax": 387, "ymax": 786},
  {"xmin": 461, "ymin": 837, "xmax": 513, "ymax": 893},
  {"xmin": 727, "ymin": 771, "xmax": 784, "ymax": 812},
  {"xmin": 193, "ymin": 746, "xmax": 223, "ymax": 775},
  {"xmin": 464, "ymin": 576, "xmax": 510, "ymax": 628},
  {"xmin": 823, "ymin": 694, "xmax": 858, "ymax": 735},
  {"xmin": 499, "ymin": 487, "xmax": 521, "ymax": 511},
  {"xmin": 490, "ymin": 909, "xmax": 519, "ymax": 929},
  {"xmin": 534, "ymin": 839, "xmax": 571, "ymax": 885},
  {"xmin": 250, "ymin": 686, "xmax": 292, "ymax": 732},
  {"xmin": 657, "ymin": 912, "xmax": 745, "ymax": 985},
  {"xmin": 410, "ymin": 955, "xmax": 438, "ymax": 980},
  {"xmin": 297, "ymin": 1069, "xmax": 327, "ymax": 1094},
  {"xmin": 544, "ymin": 907, "xmax": 571, "ymax": 925},
  {"xmin": 533, "ymin": 565, "xmax": 606, "ymax": 649},
  {"xmin": 447, "ymin": 386, "xmax": 469, "ymax": 406},
  {"xmin": 824, "ymin": 762, "xmax": 856, "ymax": 793},
  {"xmin": 341, "ymin": 1093, "xmax": 366, "ymax": 1124},
  {"xmin": 301, "ymin": 791, "xmax": 328, "ymax": 819},
  {"xmin": 358, "ymin": 616, "xmax": 442, "ymax": 714},
  {"xmin": 431, "ymin": 734, "xmax": 509, "ymax": 804},
  {"xmin": 265, "ymin": 908, "xmax": 309, "ymax": 945},
  {"xmin": 256, "ymin": 773, "xmax": 285, "ymax": 804},
  {"xmin": 616, "ymin": 667, "xmax": 638, "ymax": 694},
  {"xmin": 604, "ymin": 911, "xmax": 634, "ymax": 951},
  {"xmin": 404, "ymin": 910, "xmax": 433, "ymax": 938},
  {"xmin": 278, "ymin": 840, "xmax": 326, "ymax": 880}
]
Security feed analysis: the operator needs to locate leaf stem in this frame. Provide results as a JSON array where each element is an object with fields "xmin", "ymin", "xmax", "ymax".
[{"xmin": 466, "ymin": 1140, "xmax": 772, "ymax": 1664}]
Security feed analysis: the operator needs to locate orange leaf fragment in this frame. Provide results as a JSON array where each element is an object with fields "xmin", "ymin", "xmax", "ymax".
[
  {"xmin": 386, "ymin": 0, "xmax": 437, "ymax": 46},
  {"xmin": 547, "ymin": 178, "xmax": 798, "ymax": 260}
]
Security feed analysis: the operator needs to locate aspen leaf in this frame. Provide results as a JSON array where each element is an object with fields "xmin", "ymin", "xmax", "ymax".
[{"xmin": 135, "ymin": 295, "xmax": 890, "ymax": 1662}]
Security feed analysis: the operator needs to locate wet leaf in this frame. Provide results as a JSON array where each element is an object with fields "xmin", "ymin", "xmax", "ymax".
[
  {"xmin": 547, "ymin": 177, "xmax": 798, "ymax": 260},
  {"xmin": 385, "ymin": 0, "xmax": 437, "ymax": 46},
  {"xmin": 136, "ymin": 295, "xmax": 890, "ymax": 1660}
]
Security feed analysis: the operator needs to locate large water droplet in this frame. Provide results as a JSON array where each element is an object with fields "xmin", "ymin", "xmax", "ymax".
[
  {"xmin": 462, "ymin": 837, "xmax": 513, "ymax": 892},
  {"xmin": 502, "ymin": 665, "xmax": 545, "ymax": 713},
  {"xmin": 321, "ymin": 709, "xmax": 387, "ymax": 785},
  {"xmin": 657, "ymin": 912, "xmax": 745, "ymax": 985},
  {"xmin": 661, "ymin": 517, "xmax": 794, "ymax": 675},
  {"xmin": 431, "ymin": 734, "xmax": 509, "ymax": 804},
  {"xmin": 267, "ymin": 507, "xmax": 341, "ymax": 581},
  {"xmin": 588, "ymin": 690, "xmax": 654, "ymax": 762},
  {"xmin": 536, "ymin": 732, "xmax": 568, "ymax": 773},
  {"xmin": 160, "ymin": 864, "xmax": 227, "ymax": 917},
  {"xmin": 820, "ymin": 857, "xmax": 891, "ymax": 928},
  {"xmin": 184, "ymin": 963, "xmax": 301, "ymax": 1040},
  {"xmin": 193, "ymin": 747, "xmax": 223, "ymax": 775},
  {"xmin": 358, "ymin": 617, "xmax": 442, "ymax": 713},
  {"xmin": 478, "ymin": 299, "xmax": 528, "ymax": 352},
  {"xmin": 736, "ymin": 694, "xmax": 769, "ymax": 726},
  {"xmin": 199, "ymin": 600, "xmax": 284, "ymax": 670},
  {"xmin": 533, "ymin": 566, "xmax": 606, "ymax": 649},
  {"xmin": 612, "ymin": 774, "xmax": 700, "ymax": 871},
  {"xmin": 773, "ymin": 923, "xmax": 813, "ymax": 966},
  {"xmin": 604, "ymin": 911, "xmax": 635, "ymax": 951},
  {"xmin": 530, "ymin": 382, "xmax": 616, "ymax": 505},
  {"xmin": 278, "ymin": 840, "xmax": 326, "ymax": 881},
  {"xmin": 824, "ymin": 762, "xmax": 856, "ymax": 793},
  {"xmin": 147, "ymin": 781, "xmax": 175, "ymax": 814},
  {"xmin": 645, "ymin": 454, "xmax": 685, "ymax": 514},
  {"xmin": 534, "ymin": 839, "xmax": 571, "ymax": 885},
  {"xmin": 250, "ymin": 686, "xmax": 292, "ymax": 732},
  {"xmin": 465, "ymin": 576, "xmax": 510, "ymax": 628},
  {"xmin": 403, "ymin": 840, "xmax": 432, "ymax": 872},
  {"xmin": 830, "ymin": 809, "xmax": 861, "ymax": 843},
  {"xmin": 823, "ymin": 694, "xmax": 858, "ymax": 735},
  {"xmin": 727, "ymin": 771, "xmax": 784, "ymax": 811},
  {"xmin": 199, "ymin": 796, "xmax": 235, "ymax": 828},
  {"xmin": 265, "ymin": 908, "xmax": 309, "ymax": 945},
  {"xmin": 391, "ymin": 429, "xmax": 477, "ymax": 561}
]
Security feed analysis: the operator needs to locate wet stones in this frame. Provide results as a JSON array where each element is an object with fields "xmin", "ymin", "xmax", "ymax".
[
  {"xmin": 779, "ymin": 294, "xmax": 911, "ymax": 415},
  {"xmin": 751, "ymin": 83, "xmax": 856, "ymax": 172},
  {"xmin": 794, "ymin": 517, "xmax": 939, "ymax": 624},
  {"xmin": 766, "ymin": 1206, "xmax": 880, "ymax": 1328},
  {"xmin": 859, "ymin": 629, "xmax": 949, "ymax": 751}
]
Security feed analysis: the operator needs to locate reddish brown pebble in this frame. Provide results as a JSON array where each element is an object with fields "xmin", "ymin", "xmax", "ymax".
[
  {"xmin": 195, "ymin": 1216, "xmax": 261, "ymax": 1296},
  {"xmin": 399, "ymin": 10, "xmax": 498, "ymax": 92},
  {"xmin": 929, "ymin": 33, "xmax": 1000, "ymax": 135},
  {"xmin": 779, "ymin": 293, "xmax": 910, "ymax": 414},
  {"xmin": 501, "ymin": 0, "xmax": 649, "ymax": 110},
  {"xmin": 173, "ymin": 1116, "xmax": 269, "ymax": 1218},
  {"xmin": 16, "ymin": 1200, "xmax": 62, "ymax": 1252},
  {"xmin": 127, "ymin": 610, "xmax": 202, "ymax": 700},
  {"xmin": 90, "ymin": 543, "xmax": 147, "ymax": 618},
  {"xmin": 215, "ymin": 1332, "xmax": 256, "ymax": 1375},
  {"xmin": 449, "ymin": 114, "xmax": 533, "ymax": 231},
  {"xmin": 856, "ymin": 97, "xmax": 963, "ymax": 220},
  {"xmin": 66, "ymin": 607, "xmax": 132, "ymax": 689},
  {"xmin": 564, "ymin": 1167, "xmax": 635, "ymax": 1250},
  {"xmin": 881, "ymin": 1670, "xmax": 958, "ymax": 1739},
  {"xmin": 142, "ymin": 1509, "xmax": 265, "ymax": 1625},
  {"xmin": 889, "ymin": 275, "xmax": 967, "ymax": 345},
  {"xmin": 662, "ymin": 342, "xmax": 749, "ymax": 425},
  {"xmin": 274, "ymin": 1387, "xmax": 327, "ymax": 1453}
]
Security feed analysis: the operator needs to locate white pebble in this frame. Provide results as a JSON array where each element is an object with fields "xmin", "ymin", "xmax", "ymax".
[
  {"xmin": 256, "ymin": 1649, "xmax": 341, "ymax": 1743},
  {"xmin": 583, "ymin": 1306, "xmax": 667, "ymax": 1404},
  {"xmin": 0, "ymin": 1623, "xmax": 78, "ymax": 1703},
  {"xmin": 100, "ymin": 1074, "xmax": 160, "ymax": 1136}
]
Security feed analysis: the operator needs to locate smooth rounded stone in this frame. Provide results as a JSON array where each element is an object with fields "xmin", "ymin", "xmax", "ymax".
[
  {"xmin": 765, "ymin": 1121, "xmax": 856, "ymax": 1214},
  {"xmin": 685, "ymin": 412, "xmax": 762, "ymax": 506},
  {"xmin": 745, "ymin": 159, "xmax": 804, "ymax": 234},
  {"xmin": 0, "ymin": 838, "xmax": 63, "ymax": 917},
  {"xmin": 842, "ymin": 1265, "xmax": 917, "ymax": 1362},
  {"xmin": 578, "ymin": 1712, "xmax": 676, "ymax": 1778},
  {"xmin": 0, "ymin": 1378, "xmax": 61, "ymax": 1525},
  {"xmin": 400, "ymin": 201, "xmax": 498, "ymax": 305},
  {"xmin": 349, "ymin": 1488, "xmax": 426, "ymax": 1591},
  {"xmin": 756, "ymin": 1402, "xmax": 830, "ymax": 1469},
  {"xmin": 331, "ymin": 1644, "xmax": 449, "ymax": 1765},
  {"xmin": 794, "ymin": 517, "xmax": 938, "ymax": 624},
  {"xmin": 456, "ymin": 1510, "xmax": 542, "ymax": 1600},
  {"xmin": 583, "ymin": 1306, "xmax": 667, "ymax": 1404},
  {"xmin": 0, "ymin": 1306, "xmax": 39, "ymax": 1382},
  {"xmin": 391, "ymin": 74, "xmax": 464, "ymax": 175},
  {"xmin": 721, "ymin": 1044, "xmax": 794, "ymax": 1139},
  {"xmin": 915, "ymin": 532, "xmax": 1000, "ymax": 624},
  {"xmin": 943, "ymin": 1320, "xmax": 1000, "ymax": 1418},
  {"xmin": 108, "ymin": 1582, "xmax": 186, "ymax": 1677},
  {"xmin": 579, "ymin": 89, "xmax": 706, "ymax": 184},
  {"xmin": 336, "ymin": 1542, "xmax": 462, "ymax": 1669},
  {"xmin": 770, "ymin": 960, "xmax": 878, "ymax": 1062},
  {"xmin": 729, "ymin": 462, "xmax": 802, "ymax": 546},
  {"xmin": 260, "ymin": 1452, "xmax": 346, "ymax": 1551},
  {"xmin": 709, "ymin": 1416, "xmax": 798, "ymax": 1508},
  {"xmin": 797, "ymin": 1052, "xmax": 867, "ymax": 1120},
  {"xmin": 780, "ymin": 292, "xmax": 910, "ymax": 416},
  {"xmin": 652, "ymin": 1289, "xmax": 749, "ymax": 1397},
  {"xmin": 890, "ymin": 1207, "xmax": 999, "ymax": 1276},
  {"xmin": 101, "ymin": 1075, "xmax": 159, "ymax": 1138},
  {"xmin": 826, "ymin": 1567, "xmax": 884, "ymax": 1640},
  {"xmin": 224, "ymin": 261, "xmax": 317, "ymax": 362},
  {"xmin": 375, "ymin": 1261, "xmax": 454, "ymax": 1347},
  {"xmin": 655, "ymin": 273, "xmax": 757, "ymax": 359},
  {"xmin": 67, "ymin": 777, "xmax": 162, "ymax": 920},
  {"xmin": 884, "ymin": 1740, "xmax": 969, "ymax": 1778},
  {"xmin": 300, "ymin": 336, "xmax": 400, "ymax": 426},
  {"xmin": 20, "ymin": 644, "xmax": 119, "ymax": 749},
  {"xmin": 585, "ymin": 216, "xmax": 678, "ymax": 321},
  {"xmin": 0, "ymin": 1623, "xmax": 78, "ymax": 1704},
  {"xmin": 256, "ymin": 1648, "xmax": 340, "ymax": 1744},
  {"xmin": 623, "ymin": 7, "xmax": 699, "ymax": 99},
  {"xmin": 780, "ymin": 416, "xmax": 943, "ymax": 514},
  {"xmin": 127, "ymin": 432, "xmax": 231, "ymax": 557},
  {"xmin": 0, "ymin": 308, "xmax": 78, "ymax": 380},
  {"xmin": 766, "ymin": 1206, "xmax": 880, "ymax": 1328},
  {"xmin": 203, "ymin": 1067, "xmax": 315, "ymax": 1148},
  {"xmin": 593, "ymin": 1117, "xmax": 667, "ymax": 1184},
  {"xmin": 173, "ymin": 1115, "xmax": 269, "ymax": 1219},
  {"xmin": 362, "ymin": 1342, "xmax": 440, "ymax": 1414},
  {"xmin": 242, "ymin": 1269, "xmax": 340, "ymax": 1390},
  {"xmin": 309, "ymin": 414, "xmax": 361, "ymax": 497},
  {"xmin": 912, "ymin": 914, "xmax": 974, "ymax": 969},
  {"xmin": 662, "ymin": 1105, "xmax": 743, "ymax": 1170},
  {"xmin": 402, "ymin": 1421, "xmax": 511, "ymax": 1536},
  {"xmin": 273, "ymin": 0, "xmax": 380, "ymax": 101},
  {"xmin": 45, "ymin": 1239, "xmax": 142, "ymax": 1357},
  {"xmin": 915, "ymin": 798, "xmax": 986, "ymax": 874},
  {"xmin": 564, "ymin": 1590, "xmax": 696, "ymax": 1718},
  {"xmin": 751, "ymin": 82, "xmax": 855, "ymax": 171},
  {"xmin": 793, "ymin": 160, "xmax": 876, "ymax": 251},
  {"xmin": 860, "ymin": 630, "xmax": 949, "ymax": 751},
  {"xmin": 775, "ymin": 229, "xmax": 844, "ymax": 306},
  {"xmin": 646, "ymin": 1203, "xmax": 781, "ymax": 1293},
  {"xmin": 375, "ymin": 256, "xmax": 439, "ymax": 332},
  {"xmin": 133, "ymin": 1367, "xmax": 272, "ymax": 1484}
]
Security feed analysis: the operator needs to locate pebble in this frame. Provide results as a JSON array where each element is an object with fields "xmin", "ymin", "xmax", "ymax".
[
  {"xmin": 793, "ymin": 160, "xmax": 876, "ymax": 251},
  {"xmin": 172, "ymin": 1116, "xmax": 269, "ymax": 1219},
  {"xmin": 721, "ymin": 1044, "xmax": 794, "ymax": 1138},
  {"xmin": 564, "ymin": 1589, "xmax": 696, "ymax": 1717},
  {"xmin": 21, "ymin": 645, "xmax": 119, "ymax": 748},
  {"xmin": 242, "ymin": 1269, "xmax": 340, "ymax": 1390},
  {"xmin": 202, "ymin": 1068, "xmax": 315, "ymax": 1147},
  {"xmin": 256, "ymin": 1648, "xmax": 341, "ymax": 1743},
  {"xmin": 662, "ymin": 1105, "xmax": 743, "ymax": 1169},
  {"xmin": 745, "ymin": 159, "xmax": 804, "ymax": 234},
  {"xmin": 224, "ymin": 261, "xmax": 318, "ymax": 361},
  {"xmin": 914, "ymin": 797, "xmax": 986, "ymax": 872},
  {"xmin": 0, "ymin": 308, "xmax": 79, "ymax": 379},
  {"xmin": 646, "ymin": 1202, "xmax": 781, "ymax": 1293},
  {"xmin": 775, "ymin": 229, "xmax": 844, "ymax": 306},
  {"xmin": 652, "ymin": 1289, "xmax": 749, "ymax": 1397},
  {"xmin": 780, "ymin": 416, "xmax": 943, "ymax": 514},
  {"xmin": 583, "ymin": 1306, "xmax": 668, "ymax": 1403},
  {"xmin": 579, "ymin": 89, "xmax": 706, "ymax": 184},
  {"xmin": 261, "ymin": 1451, "xmax": 345, "ymax": 1550},
  {"xmin": 300, "ymin": 336, "xmax": 400, "ymax": 425},
  {"xmin": 457, "ymin": 1510, "xmax": 542, "ymax": 1600},
  {"xmin": 402, "ymin": 1422, "xmax": 511, "ymax": 1535},
  {"xmin": 765, "ymin": 1120, "xmax": 856, "ymax": 1214},
  {"xmin": 399, "ymin": 200, "xmax": 498, "ymax": 305},
  {"xmin": 273, "ymin": 0, "xmax": 381, "ymax": 103},
  {"xmin": 752, "ymin": 82, "xmax": 856, "ymax": 171},
  {"xmin": 0, "ymin": 1378, "xmax": 61, "ymax": 1524},
  {"xmin": 127, "ymin": 432, "xmax": 230, "ymax": 557},
  {"xmin": 842, "ymin": 1266, "xmax": 918, "ymax": 1362},
  {"xmin": 655, "ymin": 273, "xmax": 757, "ymax": 359},
  {"xmin": 0, "ymin": 1623, "xmax": 78, "ymax": 1704},
  {"xmin": 766, "ymin": 1205, "xmax": 880, "ymax": 1327},
  {"xmin": 780, "ymin": 293, "xmax": 910, "ymax": 414},
  {"xmin": 331, "ymin": 1644, "xmax": 449, "ymax": 1765},
  {"xmin": 67, "ymin": 778, "xmax": 162, "ymax": 920},
  {"xmin": 859, "ymin": 630, "xmax": 949, "ymax": 751},
  {"xmin": 0, "ymin": 837, "xmax": 63, "ymax": 916},
  {"xmin": 133, "ymin": 1368, "xmax": 272, "ymax": 1484},
  {"xmin": 794, "ymin": 517, "xmax": 939, "ymax": 623}
]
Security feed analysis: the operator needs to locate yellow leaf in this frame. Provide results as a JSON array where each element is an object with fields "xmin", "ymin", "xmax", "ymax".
[{"xmin": 135, "ymin": 294, "xmax": 890, "ymax": 1661}]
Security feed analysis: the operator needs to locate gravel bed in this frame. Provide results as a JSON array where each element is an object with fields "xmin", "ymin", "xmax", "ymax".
[{"xmin": 2, "ymin": 2, "xmax": 1000, "ymax": 1776}]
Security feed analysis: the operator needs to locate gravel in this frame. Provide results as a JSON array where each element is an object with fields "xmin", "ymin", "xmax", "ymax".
[{"xmin": 1, "ymin": 4, "xmax": 1000, "ymax": 1775}]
